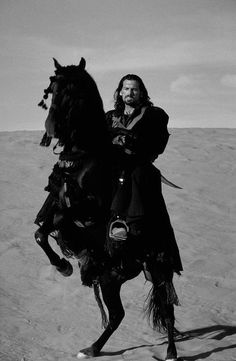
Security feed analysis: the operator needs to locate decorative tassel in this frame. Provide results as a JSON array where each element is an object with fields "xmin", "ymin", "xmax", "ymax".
[
  {"xmin": 144, "ymin": 284, "xmax": 166, "ymax": 332},
  {"xmin": 144, "ymin": 280, "xmax": 180, "ymax": 333},
  {"xmin": 166, "ymin": 281, "xmax": 180, "ymax": 306},
  {"xmin": 38, "ymin": 99, "xmax": 48, "ymax": 110},
  {"xmin": 40, "ymin": 132, "xmax": 52, "ymax": 147},
  {"xmin": 43, "ymin": 91, "xmax": 49, "ymax": 99}
]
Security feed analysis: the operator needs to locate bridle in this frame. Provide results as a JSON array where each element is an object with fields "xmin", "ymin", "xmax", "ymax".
[
  {"xmin": 38, "ymin": 58, "xmax": 95, "ymax": 150},
  {"xmin": 38, "ymin": 75, "xmax": 57, "ymax": 110},
  {"xmin": 39, "ymin": 70, "xmax": 87, "ymax": 149},
  {"xmin": 38, "ymin": 74, "xmax": 68, "ymax": 111}
]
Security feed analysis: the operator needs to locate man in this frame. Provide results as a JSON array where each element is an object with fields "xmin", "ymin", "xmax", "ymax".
[
  {"xmin": 106, "ymin": 74, "xmax": 170, "ymax": 162},
  {"xmin": 106, "ymin": 74, "xmax": 183, "ymax": 275}
]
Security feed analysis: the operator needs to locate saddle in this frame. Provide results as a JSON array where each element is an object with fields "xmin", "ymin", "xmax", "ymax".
[{"xmin": 35, "ymin": 151, "xmax": 102, "ymax": 228}]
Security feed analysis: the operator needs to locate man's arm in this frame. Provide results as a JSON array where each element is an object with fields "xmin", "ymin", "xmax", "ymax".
[{"xmin": 135, "ymin": 107, "xmax": 170, "ymax": 162}]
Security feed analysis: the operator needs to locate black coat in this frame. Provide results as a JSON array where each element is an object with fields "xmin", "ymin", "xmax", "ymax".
[
  {"xmin": 106, "ymin": 106, "xmax": 170, "ymax": 162},
  {"xmin": 106, "ymin": 106, "xmax": 183, "ymax": 274}
]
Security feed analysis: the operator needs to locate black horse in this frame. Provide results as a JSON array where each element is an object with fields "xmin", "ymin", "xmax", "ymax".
[{"xmin": 35, "ymin": 58, "xmax": 182, "ymax": 361}]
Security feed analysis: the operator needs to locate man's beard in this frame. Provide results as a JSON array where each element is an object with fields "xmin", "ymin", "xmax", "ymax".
[{"xmin": 124, "ymin": 96, "xmax": 136, "ymax": 106}]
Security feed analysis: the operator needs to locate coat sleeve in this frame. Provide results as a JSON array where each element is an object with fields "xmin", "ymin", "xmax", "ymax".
[
  {"xmin": 105, "ymin": 110, "xmax": 114, "ymax": 129},
  {"xmin": 151, "ymin": 107, "xmax": 170, "ymax": 155},
  {"xmin": 105, "ymin": 108, "xmax": 170, "ymax": 162},
  {"xmin": 135, "ymin": 107, "xmax": 170, "ymax": 162}
]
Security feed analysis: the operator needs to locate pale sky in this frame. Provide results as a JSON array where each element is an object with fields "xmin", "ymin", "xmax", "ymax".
[{"xmin": 0, "ymin": 0, "xmax": 236, "ymax": 130}]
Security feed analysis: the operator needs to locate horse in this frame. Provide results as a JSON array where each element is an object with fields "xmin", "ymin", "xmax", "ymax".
[{"xmin": 34, "ymin": 57, "xmax": 182, "ymax": 361}]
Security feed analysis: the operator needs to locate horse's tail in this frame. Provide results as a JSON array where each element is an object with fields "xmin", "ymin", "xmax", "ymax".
[{"xmin": 144, "ymin": 276, "xmax": 180, "ymax": 333}]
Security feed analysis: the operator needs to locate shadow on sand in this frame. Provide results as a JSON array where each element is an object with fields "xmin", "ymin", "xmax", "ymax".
[
  {"xmin": 182, "ymin": 344, "xmax": 236, "ymax": 361},
  {"xmin": 158, "ymin": 324, "xmax": 236, "ymax": 360},
  {"xmin": 174, "ymin": 324, "xmax": 236, "ymax": 342},
  {"xmin": 98, "ymin": 343, "xmax": 155, "ymax": 357},
  {"xmin": 86, "ymin": 325, "xmax": 236, "ymax": 360}
]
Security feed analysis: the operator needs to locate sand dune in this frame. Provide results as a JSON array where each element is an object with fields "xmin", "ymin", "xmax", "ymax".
[{"xmin": 0, "ymin": 129, "xmax": 235, "ymax": 361}]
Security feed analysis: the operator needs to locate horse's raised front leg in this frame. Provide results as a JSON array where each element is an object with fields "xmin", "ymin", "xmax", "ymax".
[
  {"xmin": 34, "ymin": 228, "xmax": 73, "ymax": 277},
  {"xmin": 77, "ymin": 277, "xmax": 124, "ymax": 358}
]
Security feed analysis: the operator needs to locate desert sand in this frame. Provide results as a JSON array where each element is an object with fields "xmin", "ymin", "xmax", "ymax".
[{"xmin": 0, "ymin": 129, "xmax": 235, "ymax": 361}]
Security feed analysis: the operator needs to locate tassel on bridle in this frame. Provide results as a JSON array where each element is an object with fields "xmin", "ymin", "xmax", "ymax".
[
  {"xmin": 38, "ymin": 99, "xmax": 48, "ymax": 110},
  {"xmin": 38, "ymin": 76, "xmax": 56, "ymax": 110}
]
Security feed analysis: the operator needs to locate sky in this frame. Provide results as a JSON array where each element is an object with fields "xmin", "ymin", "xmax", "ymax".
[{"xmin": 0, "ymin": 0, "xmax": 236, "ymax": 130}]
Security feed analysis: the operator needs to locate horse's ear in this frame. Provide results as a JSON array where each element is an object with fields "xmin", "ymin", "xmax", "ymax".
[
  {"xmin": 78, "ymin": 57, "xmax": 86, "ymax": 70},
  {"xmin": 53, "ymin": 58, "xmax": 62, "ymax": 70}
]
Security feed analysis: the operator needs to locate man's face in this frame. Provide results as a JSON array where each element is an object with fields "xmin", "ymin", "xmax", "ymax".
[{"xmin": 120, "ymin": 79, "xmax": 142, "ymax": 107}]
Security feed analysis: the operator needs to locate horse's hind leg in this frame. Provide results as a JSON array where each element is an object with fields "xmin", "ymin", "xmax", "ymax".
[
  {"xmin": 77, "ymin": 278, "xmax": 124, "ymax": 358},
  {"xmin": 164, "ymin": 304, "xmax": 178, "ymax": 361},
  {"xmin": 148, "ymin": 286, "xmax": 178, "ymax": 360},
  {"xmin": 34, "ymin": 229, "xmax": 73, "ymax": 277},
  {"xmin": 157, "ymin": 290, "xmax": 178, "ymax": 361},
  {"xmin": 145, "ymin": 268, "xmax": 179, "ymax": 361}
]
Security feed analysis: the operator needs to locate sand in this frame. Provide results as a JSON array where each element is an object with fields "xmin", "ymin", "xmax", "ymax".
[{"xmin": 0, "ymin": 129, "xmax": 235, "ymax": 361}]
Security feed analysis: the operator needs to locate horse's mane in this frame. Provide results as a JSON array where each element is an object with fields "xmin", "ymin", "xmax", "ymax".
[
  {"xmin": 39, "ymin": 58, "xmax": 110, "ymax": 155},
  {"xmin": 55, "ymin": 63, "xmax": 104, "ymax": 115}
]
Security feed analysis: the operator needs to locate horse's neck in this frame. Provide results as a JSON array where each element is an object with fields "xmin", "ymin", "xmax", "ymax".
[{"xmin": 59, "ymin": 104, "xmax": 109, "ymax": 157}]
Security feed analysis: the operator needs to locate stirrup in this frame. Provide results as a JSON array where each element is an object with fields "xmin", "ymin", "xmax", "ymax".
[{"xmin": 109, "ymin": 218, "xmax": 129, "ymax": 241}]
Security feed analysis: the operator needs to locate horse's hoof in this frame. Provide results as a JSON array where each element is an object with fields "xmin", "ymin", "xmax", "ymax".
[
  {"xmin": 56, "ymin": 258, "xmax": 73, "ymax": 277},
  {"xmin": 77, "ymin": 352, "xmax": 89, "ymax": 359},
  {"xmin": 77, "ymin": 347, "xmax": 99, "ymax": 358}
]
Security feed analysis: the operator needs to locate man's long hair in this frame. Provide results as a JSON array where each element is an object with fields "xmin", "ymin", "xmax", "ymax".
[{"xmin": 113, "ymin": 74, "xmax": 153, "ymax": 115}]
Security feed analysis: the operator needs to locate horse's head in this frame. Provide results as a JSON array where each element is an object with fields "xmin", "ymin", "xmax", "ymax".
[{"xmin": 38, "ymin": 57, "xmax": 105, "ymax": 150}]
